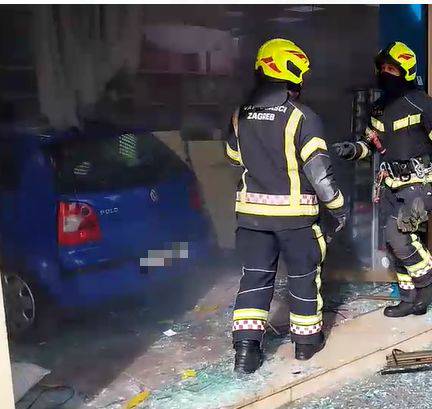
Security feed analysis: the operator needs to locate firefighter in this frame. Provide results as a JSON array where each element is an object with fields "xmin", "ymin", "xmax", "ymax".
[
  {"xmin": 334, "ymin": 41, "xmax": 432, "ymax": 318},
  {"xmin": 226, "ymin": 39, "xmax": 349, "ymax": 374}
]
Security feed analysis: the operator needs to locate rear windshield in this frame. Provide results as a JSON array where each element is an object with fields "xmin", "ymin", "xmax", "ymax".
[{"xmin": 47, "ymin": 132, "xmax": 189, "ymax": 193}]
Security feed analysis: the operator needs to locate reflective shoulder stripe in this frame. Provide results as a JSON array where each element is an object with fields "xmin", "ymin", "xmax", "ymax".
[
  {"xmin": 300, "ymin": 137, "xmax": 327, "ymax": 162},
  {"xmin": 393, "ymin": 114, "xmax": 422, "ymax": 131},
  {"xmin": 284, "ymin": 108, "xmax": 304, "ymax": 206},
  {"xmin": 325, "ymin": 190, "xmax": 344, "ymax": 210},
  {"xmin": 226, "ymin": 142, "xmax": 240, "ymax": 163},
  {"xmin": 411, "ymin": 113, "xmax": 422, "ymax": 125},
  {"xmin": 371, "ymin": 117, "xmax": 385, "ymax": 132},
  {"xmin": 358, "ymin": 141, "xmax": 370, "ymax": 159}
]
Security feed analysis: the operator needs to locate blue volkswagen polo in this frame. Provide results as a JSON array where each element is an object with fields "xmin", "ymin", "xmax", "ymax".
[{"xmin": 0, "ymin": 122, "xmax": 211, "ymax": 334}]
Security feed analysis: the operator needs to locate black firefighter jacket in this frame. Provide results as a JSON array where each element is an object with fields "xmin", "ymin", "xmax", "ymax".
[{"xmin": 225, "ymin": 83, "xmax": 346, "ymax": 231}]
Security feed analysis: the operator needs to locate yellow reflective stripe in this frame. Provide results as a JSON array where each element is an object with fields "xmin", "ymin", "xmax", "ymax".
[
  {"xmin": 407, "ymin": 258, "xmax": 430, "ymax": 274},
  {"xmin": 358, "ymin": 141, "xmax": 370, "ymax": 159},
  {"xmin": 410, "ymin": 114, "xmax": 421, "ymax": 125},
  {"xmin": 406, "ymin": 235, "xmax": 431, "ymax": 273},
  {"xmin": 384, "ymin": 173, "xmax": 432, "ymax": 188},
  {"xmin": 290, "ymin": 312, "xmax": 322, "ymax": 326},
  {"xmin": 396, "ymin": 273, "xmax": 414, "ymax": 283},
  {"xmin": 231, "ymin": 107, "xmax": 244, "ymax": 166},
  {"xmin": 235, "ymin": 201, "xmax": 319, "ymax": 216},
  {"xmin": 371, "ymin": 117, "xmax": 385, "ymax": 132},
  {"xmin": 232, "ymin": 107, "xmax": 239, "ymax": 138},
  {"xmin": 411, "ymin": 234, "xmax": 430, "ymax": 261},
  {"xmin": 315, "ymin": 266, "xmax": 323, "ymax": 313},
  {"xmin": 233, "ymin": 308, "xmax": 269, "ymax": 321},
  {"xmin": 429, "ymin": 130, "xmax": 432, "ymax": 141},
  {"xmin": 326, "ymin": 190, "xmax": 344, "ymax": 210},
  {"xmin": 393, "ymin": 114, "xmax": 421, "ymax": 131},
  {"xmin": 393, "ymin": 116, "xmax": 409, "ymax": 131},
  {"xmin": 226, "ymin": 143, "xmax": 240, "ymax": 163},
  {"xmin": 312, "ymin": 224, "xmax": 327, "ymax": 262},
  {"xmin": 285, "ymin": 108, "xmax": 304, "ymax": 206},
  {"xmin": 239, "ymin": 169, "xmax": 248, "ymax": 203},
  {"xmin": 300, "ymin": 137, "xmax": 327, "ymax": 162}
]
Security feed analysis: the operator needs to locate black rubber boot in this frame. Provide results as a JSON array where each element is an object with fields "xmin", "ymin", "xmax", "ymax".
[
  {"xmin": 295, "ymin": 333, "xmax": 325, "ymax": 361},
  {"xmin": 413, "ymin": 284, "xmax": 432, "ymax": 313},
  {"xmin": 384, "ymin": 301, "xmax": 427, "ymax": 317},
  {"xmin": 234, "ymin": 340, "xmax": 263, "ymax": 374}
]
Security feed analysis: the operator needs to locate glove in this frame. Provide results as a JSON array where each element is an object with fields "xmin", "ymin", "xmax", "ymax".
[
  {"xmin": 325, "ymin": 214, "xmax": 347, "ymax": 244},
  {"xmin": 332, "ymin": 142, "xmax": 356, "ymax": 160},
  {"xmin": 397, "ymin": 197, "xmax": 428, "ymax": 233},
  {"xmin": 332, "ymin": 205, "xmax": 350, "ymax": 232},
  {"xmin": 335, "ymin": 214, "xmax": 347, "ymax": 233}
]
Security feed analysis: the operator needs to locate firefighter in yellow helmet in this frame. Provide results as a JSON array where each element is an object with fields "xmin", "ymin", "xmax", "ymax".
[
  {"xmin": 225, "ymin": 39, "xmax": 348, "ymax": 373},
  {"xmin": 334, "ymin": 41, "xmax": 432, "ymax": 318}
]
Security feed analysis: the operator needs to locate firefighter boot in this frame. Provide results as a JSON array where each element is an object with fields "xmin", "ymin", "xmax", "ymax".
[
  {"xmin": 413, "ymin": 284, "xmax": 432, "ymax": 313},
  {"xmin": 384, "ymin": 301, "xmax": 427, "ymax": 317},
  {"xmin": 234, "ymin": 340, "xmax": 263, "ymax": 374},
  {"xmin": 295, "ymin": 332, "xmax": 325, "ymax": 361}
]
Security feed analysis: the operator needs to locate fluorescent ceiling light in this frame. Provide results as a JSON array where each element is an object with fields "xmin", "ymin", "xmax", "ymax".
[
  {"xmin": 226, "ymin": 10, "xmax": 244, "ymax": 17},
  {"xmin": 284, "ymin": 6, "xmax": 324, "ymax": 13},
  {"xmin": 268, "ymin": 17, "xmax": 304, "ymax": 23}
]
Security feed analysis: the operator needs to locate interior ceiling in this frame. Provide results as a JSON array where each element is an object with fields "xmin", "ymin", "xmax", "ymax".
[
  {"xmin": 139, "ymin": 4, "xmax": 379, "ymax": 39},
  {"xmin": 140, "ymin": 4, "xmax": 328, "ymax": 31}
]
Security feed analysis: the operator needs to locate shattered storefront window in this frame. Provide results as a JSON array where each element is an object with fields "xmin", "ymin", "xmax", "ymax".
[{"xmin": 4, "ymin": 3, "xmax": 430, "ymax": 409}]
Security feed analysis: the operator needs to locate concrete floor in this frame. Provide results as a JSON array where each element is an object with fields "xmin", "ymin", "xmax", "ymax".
[
  {"xmin": 289, "ymin": 364, "xmax": 432, "ymax": 409},
  {"xmin": 8, "ymin": 249, "xmax": 400, "ymax": 409}
]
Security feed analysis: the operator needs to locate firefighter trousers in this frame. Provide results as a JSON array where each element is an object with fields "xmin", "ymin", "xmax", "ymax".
[
  {"xmin": 232, "ymin": 225, "xmax": 326, "ymax": 345},
  {"xmin": 383, "ymin": 184, "xmax": 432, "ymax": 302}
]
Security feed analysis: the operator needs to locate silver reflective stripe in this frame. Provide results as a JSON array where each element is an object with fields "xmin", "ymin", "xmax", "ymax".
[
  {"xmin": 288, "ymin": 290, "xmax": 317, "ymax": 302},
  {"xmin": 237, "ymin": 285, "xmax": 274, "ymax": 296},
  {"xmin": 236, "ymin": 192, "xmax": 318, "ymax": 205}
]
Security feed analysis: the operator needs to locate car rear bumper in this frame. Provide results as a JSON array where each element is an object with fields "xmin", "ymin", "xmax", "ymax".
[{"xmin": 54, "ymin": 240, "xmax": 213, "ymax": 308}]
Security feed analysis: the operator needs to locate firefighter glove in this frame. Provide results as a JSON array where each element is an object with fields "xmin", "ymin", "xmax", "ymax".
[{"xmin": 333, "ymin": 142, "xmax": 356, "ymax": 160}]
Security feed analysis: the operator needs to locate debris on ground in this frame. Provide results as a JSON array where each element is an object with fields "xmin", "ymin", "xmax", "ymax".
[
  {"xmin": 290, "ymin": 350, "xmax": 432, "ymax": 409},
  {"xmin": 124, "ymin": 390, "xmax": 151, "ymax": 409},
  {"xmin": 381, "ymin": 348, "xmax": 432, "ymax": 375},
  {"xmin": 162, "ymin": 329, "xmax": 177, "ymax": 337},
  {"xmin": 12, "ymin": 362, "xmax": 51, "ymax": 402},
  {"xmin": 181, "ymin": 369, "xmax": 197, "ymax": 381}
]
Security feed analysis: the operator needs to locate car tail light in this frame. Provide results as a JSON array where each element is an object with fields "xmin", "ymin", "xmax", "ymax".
[
  {"xmin": 58, "ymin": 201, "xmax": 101, "ymax": 246},
  {"xmin": 189, "ymin": 183, "xmax": 202, "ymax": 210}
]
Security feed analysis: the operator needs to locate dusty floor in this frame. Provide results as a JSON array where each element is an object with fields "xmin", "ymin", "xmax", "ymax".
[
  {"xmin": 289, "ymin": 357, "xmax": 432, "ymax": 409},
  {"xmin": 9, "ymin": 248, "xmax": 396, "ymax": 409}
]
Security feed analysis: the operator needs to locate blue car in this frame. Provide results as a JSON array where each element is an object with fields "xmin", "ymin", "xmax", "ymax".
[{"xmin": 0, "ymin": 122, "xmax": 211, "ymax": 334}]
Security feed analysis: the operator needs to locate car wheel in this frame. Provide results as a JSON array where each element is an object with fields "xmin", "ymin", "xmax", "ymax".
[{"xmin": 2, "ymin": 273, "xmax": 36, "ymax": 337}]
